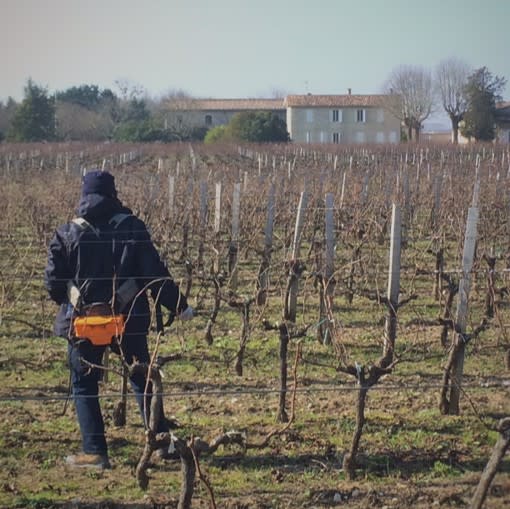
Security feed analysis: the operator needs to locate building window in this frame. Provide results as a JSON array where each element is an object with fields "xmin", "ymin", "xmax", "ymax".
[
  {"xmin": 356, "ymin": 109, "xmax": 366, "ymax": 123},
  {"xmin": 332, "ymin": 132, "xmax": 341, "ymax": 144},
  {"xmin": 355, "ymin": 131, "xmax": 366, "ymax": 143},
  {"xmin": 376, "ymin": 132, "xmax": 385, "ymax": 143},
  {"xmin": 205, "ymin": 114, "xmax": 212, "ymax": 126},
  {"xmin": 377, "ymin": 109, "xmax": 384, "ymax": 123},
  {"xmin": 332, "ymin": 109, "xmax": 342, "ymax": 122},
  {"xmin": 306, "ymin": 109, "xmax": 313, "ymax": 122}
]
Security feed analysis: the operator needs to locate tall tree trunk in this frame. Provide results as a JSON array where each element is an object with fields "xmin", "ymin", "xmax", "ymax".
[{"xmin": 451, "ymin": 117, "xmax": 460, "ymax": 144}]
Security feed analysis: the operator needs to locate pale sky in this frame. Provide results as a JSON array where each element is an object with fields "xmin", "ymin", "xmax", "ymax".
[{"xmin": 1, "ymin": 0, "xmax": 509, "ymax": 124}]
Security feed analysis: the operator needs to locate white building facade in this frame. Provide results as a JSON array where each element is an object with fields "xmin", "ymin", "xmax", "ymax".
[
  {"xmin": 285, "ymin": 94, "xmax": 401, "ymax": 144},
  {"xmin": 164, "ymin": 93, "xmax": 402, "ymax": 144}
]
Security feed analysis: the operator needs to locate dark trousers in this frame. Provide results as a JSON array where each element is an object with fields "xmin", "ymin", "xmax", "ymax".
[{"xmin": 68, "ymin": 334, "xmax": 168, "ymax": 455}]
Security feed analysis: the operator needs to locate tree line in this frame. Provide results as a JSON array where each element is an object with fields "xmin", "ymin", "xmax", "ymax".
[
  {"xmin": 0, "ymin": 79, "xmax": 288, "ymax": 144},
  {"xmin": 0, "ymin": 80, "xmax": 209, "ymax": 144},
  {"xmin": 0, "ymin": 57, "xmax": 506, "ymax": 144},
  {"xmin": 384, "ymin": 59, "xmax": 507, "ymax": 143}
]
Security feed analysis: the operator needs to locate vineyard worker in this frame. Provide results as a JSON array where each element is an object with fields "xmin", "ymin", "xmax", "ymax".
[{"xmin": 44, "ymin": 170, "xmax": 193, "ymax": 469}]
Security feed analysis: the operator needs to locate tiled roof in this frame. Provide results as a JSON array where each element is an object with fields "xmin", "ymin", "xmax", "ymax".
[
  {"xmin": 496, "ymin": 101, "xmax": 510, "ymax": 110},
  {"xmin": 166, "ymin": 98, "xmax": 285, "ymax": 111},
  {"xmin": 285, "ymin": 94, "xmax": 391, "ymax": 108}
]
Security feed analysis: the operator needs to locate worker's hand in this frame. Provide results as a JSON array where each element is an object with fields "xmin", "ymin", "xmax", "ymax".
[{"xmin": 178, "ymin": 306, "xmax": 194, "ymax": 321}]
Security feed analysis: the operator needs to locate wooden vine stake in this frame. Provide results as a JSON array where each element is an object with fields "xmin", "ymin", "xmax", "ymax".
[
  {"xmin": 287, "ymin": 191, "xmax": 308, "ymax": 322},
  {"xmin": 257, "ymin": 183, "xmax": 275, "ymax": 305},
  {"xmin": 228, "ymin": 183, "xmax": 241, "ymax": 290},
  {"xmin": 197, "ymin": 181, "xmax": 207, "ymax": 270},
  {"xmin": 318, "ymin": 193, "xmax": 335, "ymax": 344},
  {"xmin": 402, "ymin": 170, "xmax": 410, "ymax": 246},
  {"xmin": 168, "ymin": 174, "xmax": 175, "ymax": 219},
  {"xmin": 210, "ymin": 182, "xmax": 222, "ymax": 273},
  {"xmin": 214, "ymin": 182, "xmax": 222, "ymax": 234},
  {"xmin": 340, "ymin": 204, "xmax": 403, "ymax": 479},
  {"xmin": 181, "ymin": 178, "xmax": 193, "ymax": 260},
  {"xmin": 275, "ymin": 190, "xmax": 308, "ymax": 422},
  {"xmin": 430, "ymin": 173, "xmax": 442, "ymax": 229},
  {"xmin": 383, "ymin": 203, "xmax": 402, "ymax": 365},
  {"xmin": 339, "ymin": 171, "xmax": 347, "ymax": 209},
  {"xmin": 440, "ymin": 206, "xmax": 479, "ymax": 415}
]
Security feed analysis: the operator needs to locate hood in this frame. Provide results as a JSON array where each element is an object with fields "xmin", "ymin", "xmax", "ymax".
[{"xmin": 76, "ymin": 193, "xmax": 130, "ymax": 222}]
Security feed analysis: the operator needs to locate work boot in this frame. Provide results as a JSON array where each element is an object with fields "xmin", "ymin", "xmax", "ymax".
[{"xmin": 65, "ymin": 453, "xmax": 111, "ymax": 469}]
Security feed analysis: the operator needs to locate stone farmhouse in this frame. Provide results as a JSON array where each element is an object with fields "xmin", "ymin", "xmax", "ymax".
[
  {"xmin": 164, "ymin": 92, "xmax": 401, "ymax": 144},
  {"xmin": 164, "ymin": 97, "xmax": 286, "ymax": 131}
]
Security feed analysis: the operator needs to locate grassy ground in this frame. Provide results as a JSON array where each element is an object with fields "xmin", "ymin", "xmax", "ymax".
[
  {"xmin": 0, "ymin": 147, "xmax": 509, "ymax": 508},
  {"xmin": 0, "ymin": 310, "xmax": 508, "ymax": 508}
]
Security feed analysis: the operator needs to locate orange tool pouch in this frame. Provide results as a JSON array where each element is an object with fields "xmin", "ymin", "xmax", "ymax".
[{"xmin": 73, "ymin": 303, "xmax": 125, "ymax": 346}]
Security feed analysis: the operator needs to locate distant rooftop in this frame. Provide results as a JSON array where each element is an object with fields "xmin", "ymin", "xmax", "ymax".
[
  {"xmin": 166, "ymin": 98, "xmax": 285, "ymax": 111},
  {"xmin": 165, "ymin": 94, "xmax": 400, "ymax": 111},
  {"xmin": 285, "ymin": 94, "xmax": 392, "ymax": 108}
]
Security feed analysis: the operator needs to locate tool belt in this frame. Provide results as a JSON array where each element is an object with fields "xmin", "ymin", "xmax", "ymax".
[{"xmin": 73, "ymin": 303, "xmax": 125, "ymax": 346}]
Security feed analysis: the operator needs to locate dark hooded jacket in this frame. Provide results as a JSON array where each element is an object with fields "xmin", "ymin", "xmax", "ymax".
[{"xmin": 44, "ymin": 193, "xmax": 187, "ymax": 339}]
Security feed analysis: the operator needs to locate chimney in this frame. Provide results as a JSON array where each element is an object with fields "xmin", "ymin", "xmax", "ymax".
[{"xmin": 348, "ymin": 88, "xmax": 352, "ymax": 95}]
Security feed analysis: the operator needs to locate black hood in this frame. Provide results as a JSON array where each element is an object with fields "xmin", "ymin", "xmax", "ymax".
[{"xmin": 76, "ymin": 193, "xmax": 129, "ymax": 222}]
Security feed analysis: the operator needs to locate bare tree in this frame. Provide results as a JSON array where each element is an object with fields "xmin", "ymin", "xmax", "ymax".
[
  {"xmin": 114, "ymin": 78, "xmax": 146, "ymax": 102},
  {"xmin": 161, "ymin": 88, "xmax": 195, "ymax": 110},
  {"xmin": 161, "ymin": 89, "xmax": 198, "ymax": 138},
  {"xmin": 435, "ymin": 57, "xmax": 470, "ymax": 144},
  {"xmin": 56, "ymin": 102, "xmax": 114, "ymax": 141},
  {"xmin": 383, "ymin": 65, "xmax": 435, "ymax": 142}
]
